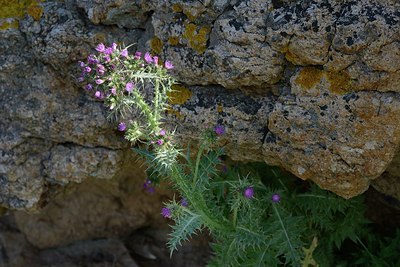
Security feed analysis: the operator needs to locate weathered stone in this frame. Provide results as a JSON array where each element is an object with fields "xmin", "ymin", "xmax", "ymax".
[
  {"xmin": 0, "ymin": 0, "xmax": 399, "ymax": 212},
  {"xmin": 14, "ymin": 158, "xmax": 172, "ymax": 249},
  {"xmin": 43, "ymin": 145, "xmax": 125, "ymax": 185},
  {"xmin": 372, "ymin": 148, "xmax": 400, "ymax": 201},
  {"xmin": 264, "ymin": 91, "xmax": 400, "ymax": 198},
  {"xmin": 169, "ymin": 86, "xmax": 400, "ymax": 198}
]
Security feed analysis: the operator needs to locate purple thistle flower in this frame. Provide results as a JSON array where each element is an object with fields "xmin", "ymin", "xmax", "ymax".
[
  {"xmin": 110, "ymin": 87, "xmax": 117, "ymax": 95},
  {"xmin": 134, "ymin": 51, "xmax": 142, "ymax": 59},
  {"xmin": 181, "ymin": 198, "xmax": 188, "ymax": 207},
  {"xmin": 272, "ymin": 194, "xmax": 281, "ymax": 203},
  {"xmin": 222, "ymin": 164, "xmax": 228, "ymax": 173},
  {"xmin": 143, "ymin": 179, "xmax": 151, "ymax": 189},
  {"xmin": 215, "ymin": 125, "xmax": 225, "ymax": 135},
  {"xmin": 94, "ymin": 91, "xmax": 103, "ymax": 99},
  {"xmin": 78, "ymin": 61, "xmax": 85, "ymax": 68},
  {"xmin": 243, "ymin": 186, "xmax": 254, "ymax": 199},
  {"xmin": 96, "ymin": 64, "xmax": 106, "ymax": 75},
  {"xmin": 153, "ymin": 56, "xmax": 159, "ymax": 65},
  {"xmin": 118, "ymin": 122, "xmax": 126, "ymax": 131},
  {"xmin": 104, "ymin": 47, "xmax": 113, "ymax": 55},
  {"xmin": 95, "ymin": 43, "xmax": 106, "ymax": 52},
  {"xmin": 84, "ymin": 66, "xmax": 92, "ymax": 73},
  {"xmin": 85, "ymin": 84, "xmax": 93, "ymax": 90},
  {"xmin": 104, "ymin": 55, "xmax": 111, "ymax": 62},
  {"xmin": 161, "ymin": 207, "xmax": 172, "ymax": 218},
  {"xmin": 159, "ymin": 129, "xmax": 166, "ymax": 136},
  {"xmin": 78, "ymin": 76, "xmax": 84, "ymax": 82},
  {"xmin": 156, "ymin": 139, "xmax": 164, "ymax": 146},
  {"xmin": 143, "ymin": 179, "xmax": 155, "ymax": 194},
  {"xmin": 95, "ymin": 79, "xmax": 104, "ymax": 85},
  {"xmin": 164, "ymin": 60, "xmax": 174, "ymax": 69},
  {"xmin": 121, "ymin": 49, "xmax": 128, "ymax": 58},
  {"xmin": 125, "ymin": 82, "xmax": 134, "ymax": 92},
  {"xmin": 88, "ymin": 54, "xmax": 99, "ymax": 64},
  {"xmin": 144, "ymin": 52, "xmax": 153, "ymax": 63}
]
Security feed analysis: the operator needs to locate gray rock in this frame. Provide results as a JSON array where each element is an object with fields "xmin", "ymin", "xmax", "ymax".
[{"xmin": 0, "ymin": 0, "xmax": 399, "ymax": 219}]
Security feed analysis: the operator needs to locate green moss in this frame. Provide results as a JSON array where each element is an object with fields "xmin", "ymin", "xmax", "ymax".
[{"xmin": 183, "ymin": 23, "xmax": 210, "ymax": 54}]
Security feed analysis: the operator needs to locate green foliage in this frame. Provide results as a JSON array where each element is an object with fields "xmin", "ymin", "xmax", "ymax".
[
  {"xmin": 350, "ymin": 229, "xmax": 400, "ymax": 267},
  {"xmin": 79, "ymin": 43, "xmax": 398, "ymax": 267}
]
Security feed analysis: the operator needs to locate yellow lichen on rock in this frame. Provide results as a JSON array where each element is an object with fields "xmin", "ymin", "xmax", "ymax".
[
  {"xmin": 168, "ymin": 84, "xmax": 192, "ymax": 105},
  {"xmin": 166, "ymin": 108, "xmax": 185, "ymax": 120},
  {"xmin": 294, "ymin": 67, "xmax": 324, "ymax": 90},
  {"xmin": 150, "ymin": 37, "xmax": 163, "ymax": 55},
  {"xmin": 0, "ymin": 0, "xmax": 43, "ymax": 29},
  {"xmin": 168, "ymin": 36, "xmax": 180, "ymax": 46},
  {"xmin": 172, "ymin": 3, "xmax": 182, "ymax": 13},
  {"xmin": 285, "ymin": 49, "xmax": 302, "ymax": 65},
  {"xmin": 217, "ymin": 104, "xmax": 223, "ymax": 113},
  {"xmin": 294, "ymin": 67, "xmax": 351, "ymax": 95},
  {"xmin": 27, "ymin": 3, "xmax": 43, "ymax": 21},
  {"xmin": 0, "ymin": 19, "xmax": 19, "ymax": 30},
  {"xmin": 183, "ymin": 9, "xmax": 197, "ymax": 21},
  {"xmin": 327, "ymin": 70, "xmax": 351, "ymax": 94},
  {"xmin": 183, "ymin": 23, "xmax": 210, "ymax": 54}
]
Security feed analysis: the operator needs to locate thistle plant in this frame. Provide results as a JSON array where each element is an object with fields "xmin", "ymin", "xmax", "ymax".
[
  {"xmin": 78, "ymin": 43, "xmax": 396, "ymax": 267},
  {"xmin": 78, "ymin": 43, "xmax": 175, "ymax": 145}
]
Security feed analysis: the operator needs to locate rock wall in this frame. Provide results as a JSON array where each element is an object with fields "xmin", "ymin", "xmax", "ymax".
[{"xmin": 0, "ymin": 0, "xmax": 399, "ymax": 254}]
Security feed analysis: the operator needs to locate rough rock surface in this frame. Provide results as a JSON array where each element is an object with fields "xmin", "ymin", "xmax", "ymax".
[
  {"xmin": 13, "ymin": 157, "xmax": 172, "ymax": 249},
  {"xmin": 0, "ymin": 0, "xmax": 400, "ymax": 255},
  {"xmin": 0, "ymin": 214, "xmax": 211, "ymax": 267}
]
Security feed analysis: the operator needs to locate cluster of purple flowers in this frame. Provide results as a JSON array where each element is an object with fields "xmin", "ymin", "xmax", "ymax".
[
  {"xmin": 214, "ymin": 125, "xmax": 225, "ymax": 136},
  {"xmin": 77, "ymin": 43, "xmax": 174, "ymax": 101},
  {"xmin": 143, "ymin": 179, "xmax": 155, "ymax": 194},
  {"xmin": 161, "ymin": 207, "xmax": 172, "ymax": 218},
  {"xmin": 161, "ymin": 198, "xmax": 188, "ymax": 219},
  {"xmin": 150, "ymin": 129, "xmax": 167, "ymax": 146}
]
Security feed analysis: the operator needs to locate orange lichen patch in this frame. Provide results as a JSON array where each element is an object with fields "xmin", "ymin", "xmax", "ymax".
[
  {"xmin": 294, "ymin": 67, "xmax": 324, "ymax": 90},
  {"xmin": 150, "ymin": 37, "xmax": 163, "ymax": 55},
  {"xmin": 327, "ymin": 70, "xmax": 351, "ymax": 94},
  {"xmin": 172, "ymin": 3, "xmax": 182, "ymax": 12},
  {"xmin": 27, "ymin": 3, "xmax": 43, "ymax": 20},
  {"xmin": 168, "ymin": 36, "xmax": 180, "ymax": 46},
  {"xmin": 168, "ymin": 84, "xmax": 192, "ymax": 105},
  {"xmin": 285, "ymin": 49, "xmax": 302, "ymax": 64},
  {"xmin": 183, "ymin": 23, "xmax": 210, "ymax": 54},
  {"xmin": 217, "ymin": 104, "xmax": 223, "ymax": 113}
]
